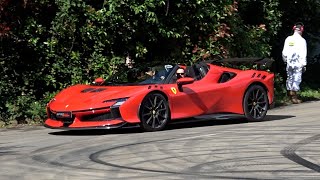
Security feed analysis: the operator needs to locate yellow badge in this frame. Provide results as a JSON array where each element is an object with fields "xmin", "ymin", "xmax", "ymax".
[
  {"xmin": 171, "ymin": 87, "xmax": 177, "ymax": 94},
  {"xmin": 289, "ymin": 42, "xmax": 295, "ymax": 46}
]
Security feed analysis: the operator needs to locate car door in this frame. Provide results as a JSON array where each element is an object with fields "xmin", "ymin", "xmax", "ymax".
[{"xmin": 168, "ymin": 65, "xmax": 219, "ymax": 119}]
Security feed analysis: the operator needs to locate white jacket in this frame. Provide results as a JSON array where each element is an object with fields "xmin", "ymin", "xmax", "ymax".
[{"xmin": 282, "ymin": 32, "xmax": 307, "ymax": 67}]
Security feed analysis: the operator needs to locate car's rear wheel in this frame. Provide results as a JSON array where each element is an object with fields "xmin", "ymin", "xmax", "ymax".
[
  {"xmin": 139, "ymin": 93, "xmax": 170, "ymax": 131},
  {"xmin": 243, "ymin": 85, "xmax": 269, "ymax": 122}
]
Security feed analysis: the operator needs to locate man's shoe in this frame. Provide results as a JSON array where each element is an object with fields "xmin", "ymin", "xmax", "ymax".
[{"xmin": 291, "ymin": 91, "xmax": 302, "ymax": 104}]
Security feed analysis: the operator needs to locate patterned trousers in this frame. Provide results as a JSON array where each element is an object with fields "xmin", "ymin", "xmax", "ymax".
[{"xmin": 286, "ymin": 66, "xmax": 302, "ymax": 91}]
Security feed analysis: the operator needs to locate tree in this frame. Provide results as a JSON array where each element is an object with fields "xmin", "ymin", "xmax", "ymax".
[{"xmin": 0, "ymin": 0, "xmax": 283, "ymax": 124}]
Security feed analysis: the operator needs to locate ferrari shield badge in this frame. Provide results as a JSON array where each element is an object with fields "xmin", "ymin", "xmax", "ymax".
[{"xmin": 171, "ymin": 87, "xmax": 177, "ymax": 94}]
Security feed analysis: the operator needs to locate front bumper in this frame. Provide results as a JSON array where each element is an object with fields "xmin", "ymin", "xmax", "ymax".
[
  {"xmin": 44, "ymin": 106, "xmax": 128, "ymax": 130},
  {"xmin": 44, "ymin": 120, "xmax": 127, "ymax": 130}
]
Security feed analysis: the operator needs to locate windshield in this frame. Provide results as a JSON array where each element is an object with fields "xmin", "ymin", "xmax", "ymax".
[{"xmin": 99, "ymin": 64, "xmax": 176, "ymax": 85}]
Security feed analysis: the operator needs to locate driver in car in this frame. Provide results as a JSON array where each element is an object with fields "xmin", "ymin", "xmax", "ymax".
[{"xmin": 176, "ymin": 68, "xmax": 185, "ymax": 79}]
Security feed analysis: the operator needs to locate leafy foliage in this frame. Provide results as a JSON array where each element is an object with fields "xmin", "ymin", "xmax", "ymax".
[{"xmin": 0, "ymin": 0, "xmax": 298, "ymax": 124}]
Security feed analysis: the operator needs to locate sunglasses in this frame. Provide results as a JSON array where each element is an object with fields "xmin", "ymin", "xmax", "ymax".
[{"xmin": 177, "ymin": 73, "xmax": 185, "ymax": 75}]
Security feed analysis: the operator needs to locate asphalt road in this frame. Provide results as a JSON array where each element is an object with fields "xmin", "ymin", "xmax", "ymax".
[{"xmin": 1, "ymin": 101, "xmax": 320, "ymax": 180}]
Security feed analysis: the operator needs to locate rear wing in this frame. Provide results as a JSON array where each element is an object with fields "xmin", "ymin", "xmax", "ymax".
[{"xmin": 206, "ymin": 57, "xmax": 274, "ymax": 70}]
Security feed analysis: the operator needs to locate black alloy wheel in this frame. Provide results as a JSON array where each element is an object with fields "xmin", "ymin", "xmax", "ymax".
[
  {"xmin": 139, "ymin": 93, "xmax": 170, "ymax": 131},
  {"xmin": 243, "ymin": 85, "xmax": 269, "ymax": 122}
]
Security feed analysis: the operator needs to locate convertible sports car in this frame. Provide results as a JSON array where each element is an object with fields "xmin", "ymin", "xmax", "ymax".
[{"xmin": 44, "ymin": 58, "xmax": 274, "ymax": 131}]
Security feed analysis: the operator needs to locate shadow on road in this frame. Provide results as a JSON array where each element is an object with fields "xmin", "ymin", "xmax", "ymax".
[
  {"xmin": 48, "ymin": 125, "xmax": 142, "ymax": 136},
  {"xmin": 167, "ymin": 114, "xmax": 295, "ymax": 130},
  {"xmin": 262, "ymin": 114, "xmax": 295, "ymax": 121},
  {"xmin": 49, "ymin": 114, "xmax": 295, "ymax": 136}
]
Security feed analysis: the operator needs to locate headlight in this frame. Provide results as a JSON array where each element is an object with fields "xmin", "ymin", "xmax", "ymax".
[
  {"xmin": 112, "ymin": 98, "xmax": 128, "ymax": 107},
  {"xmin": 103, "ymin": 98, "xmax": 129, "ymax": 107}
]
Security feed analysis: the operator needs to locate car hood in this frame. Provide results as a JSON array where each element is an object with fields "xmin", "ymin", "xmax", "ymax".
[{"xmin": 49, "ymin": 84, "xmax": 146, "ymax": 111}]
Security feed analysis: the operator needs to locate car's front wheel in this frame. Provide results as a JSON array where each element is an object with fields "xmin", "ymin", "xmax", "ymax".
[
  {"xmin": 139, "ymin": 93, "xmax": 170, "ymax": 131},
  {"xmin": 243, "ymin": 85, "xmax": 269, "ymax": 122}
]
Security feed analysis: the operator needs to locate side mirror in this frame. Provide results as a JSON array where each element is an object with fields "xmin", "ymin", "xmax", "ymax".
[
  {"xmin": 176, "ymin": 77, "xmax": 194, "ymax": 92},
  {"xmin": 93, "ymin": 77, "xmax": 104, "ymax": 85}
]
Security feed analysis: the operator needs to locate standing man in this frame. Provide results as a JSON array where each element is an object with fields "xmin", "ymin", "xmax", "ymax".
[{"xmin": 282, "ymin": 22, "xmax": 307, "ymax": 104}]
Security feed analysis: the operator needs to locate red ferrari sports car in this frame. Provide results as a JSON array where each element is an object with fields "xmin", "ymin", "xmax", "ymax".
[{"xmin": 44, "ymin": 58, "xmax": 274, "ymax": 131}]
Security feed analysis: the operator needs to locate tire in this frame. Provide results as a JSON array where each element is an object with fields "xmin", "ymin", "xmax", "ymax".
[
  {"xmin": 243, "ymin": 85, "xmax": 269, "ymax": 122},
  {"xmin": 139, "ymin": 93, "xmax": 170, "ymax": 131}
]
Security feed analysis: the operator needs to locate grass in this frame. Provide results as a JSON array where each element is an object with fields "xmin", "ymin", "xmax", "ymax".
[
  {"xmin": 300, "ymin": 88, "xmax": 320, "ymax": 99},
  {"xmin": 274, "ymin": 87, "xmax": 320, "ymax": 107}
]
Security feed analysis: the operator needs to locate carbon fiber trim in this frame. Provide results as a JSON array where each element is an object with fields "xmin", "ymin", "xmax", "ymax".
[{"xmin": 44, "ymin": 122, "xmax": 128, "ymax": 130}]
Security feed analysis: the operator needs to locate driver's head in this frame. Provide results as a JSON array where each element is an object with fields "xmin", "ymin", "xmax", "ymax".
[
  {"xmin": 145, "ymin": 67, "xmax": 156, "ymax": 76},
  {"xmin": 176, "ymin": 68, "xmax": 185, "ymax": 79}
]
